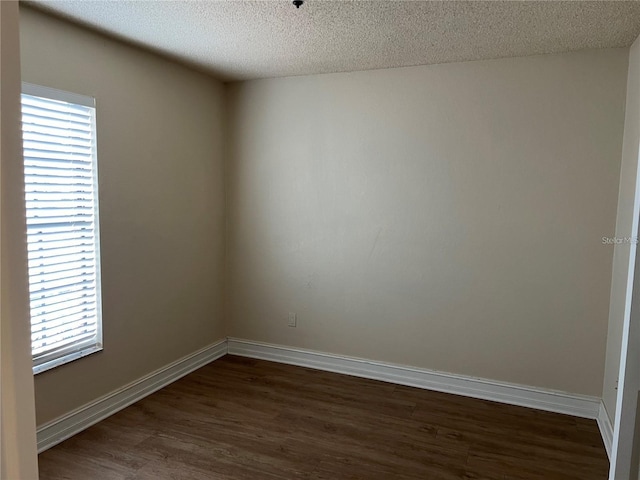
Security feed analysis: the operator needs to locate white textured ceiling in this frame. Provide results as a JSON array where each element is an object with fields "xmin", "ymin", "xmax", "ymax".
[{"xmin": 25, "ymin": 1, "xmax": 640, "ymax": 82}]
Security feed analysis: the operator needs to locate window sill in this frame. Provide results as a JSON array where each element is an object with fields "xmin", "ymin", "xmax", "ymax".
[{"xmin": 33, "ymin": 345, "xmax": 103, "ymax": 375}]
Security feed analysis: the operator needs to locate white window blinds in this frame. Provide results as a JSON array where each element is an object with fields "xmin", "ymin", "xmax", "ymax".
[{"xmin": 21, "ymin": 83, "xmax": 103, "ymax": 374}]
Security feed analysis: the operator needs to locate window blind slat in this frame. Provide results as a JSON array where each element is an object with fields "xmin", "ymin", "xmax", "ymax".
[
  {"xmin": 29, "ymin": 258, "xmax": 96, "ymax": 276},
  {"xmin": 25, "ymin": 166, "xmax": 94, "ymax": 178},
  {"xmin": 30, "ymin": 301, "xmax": 94, "ymax": 321},
  {"xmin": 31, "ymin": 295, "xmax": 97, "ymax": 319},
  {"xmin": 25, "ymin": 158, "xmax": 93, "ymax": 169},
  {"xmin": 27, "ymin": 238, "xmax": 93, "ymax": 251},
  {"xmin": 32, "ymin": 335, "xmax": 97, "ymax": 354},
  {"xmin": 29, "ymin": 235, "xmax": 95, "ymax": 245},
  {"xmin": 26, "ymin": 203, "xmax": 95, "ymax": 214},
  {"xmin": 28, "ymin": 224, "xmax": 94, "ymax": 235},
  {"xmin": 25, "ymin": 167, "xmax": 93, "ymax": 177},
  {"xmin": 29, "ymin": 249, "xmax": 94, "ymax": 260},
  {"xmin": 26, "ymin": 206, "xmax": 94, "ymax": 217},
  {"xmin": 24, "ymin": 142, "xmax": 94, "ymax": 155},
  {"xmin": 26, "ymin": 222, "xmax": 94, "ymax": 231},
  {"xmin": 21, "ymin": 100, "xmax": 91, "ymax": 114},
  {"xmin": 30, "ymin": 255, "xmax": 95, "ymax": 266},
  {"xmin": 25, "ymin": 192, "xmax": 93, "ymax": 202},
  {"xmin": 22, "ymin": 98, "xmax": 93, "ymax": 118},
  {"xmin": 24, "ymin": 152, "xmax": 94, "ymax": 163},
  {"xmin": 29, "ymin": 265, "xmax": 96, "ymax": 284},
  {"xmin": 32, "ymin": 322, "xmax": 97, "ymax": 346},
  {"xmin": 33, "ymin": 334, "xmax": 96, "ymax": 359},
  {"xmin": 31, "ymin": 294, "xmax": 95, "ymax": 317},
  {"xmin": 32, "ymin": 328, "xmax": 96, "ymax": 355},
  {"xmin": 22, "ymin": 114, "xmax": 93, "ymax": 131},
  {"xmin": 25, "ymin": 173, "xmax": 94, "ymax": 185},
  {"xmin": 31, "ymin": 302, "xmax": 95, "ymax": 324},
  {"xmin": 32, "ymin": 312, "xmax": 97, "ymax": 334},
  {"xmin": 30, "ymin": 289, "xmax": 96, "ymax": 312},
  {"xmin": 32, "ymin": 318, "xmax": 97, "ymax": 337},
  {"xmin": 30, "ymin": 280, "xmax": 96, "ymax": 301},
  {"xmin": 22, "ymin": 126, "xmax": 92, "ymax": 141},
  {"xmin": 33, "ymin": 327, "xmax": 97, "ymax": 346}
]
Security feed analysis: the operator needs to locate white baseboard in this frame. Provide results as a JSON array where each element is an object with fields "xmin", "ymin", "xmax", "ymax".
[
  {"xmin": 227, "ymin": 338, "xmax": 601, "ymax": 420},
  {"xmin": 597, "ymin": 401, "xmax": 614, "ymax": 459},
  {"xmin": 37, "ymin": 336, "xmax": 611, "ymax": 459},
  {"xmin": 36, "ymin": 339, "xmax": 228, "ymax": 453}
]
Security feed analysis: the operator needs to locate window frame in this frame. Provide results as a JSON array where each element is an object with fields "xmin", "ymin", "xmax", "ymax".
[{"xmin": 21, "ymin": 82, "xmax": 104, "ymax": 375}]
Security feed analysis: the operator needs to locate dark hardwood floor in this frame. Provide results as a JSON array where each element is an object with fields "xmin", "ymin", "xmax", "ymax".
[{"xmin": 38, "ymin": 355, "xmax": 608, "ymax": 480}]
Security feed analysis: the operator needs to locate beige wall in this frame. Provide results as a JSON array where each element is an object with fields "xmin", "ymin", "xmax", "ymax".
[
  {"xmin": 226, "ymin": 49, "xmax": 628, "ymax": 396},
  {"xmin": 603, "ymin": 37, "xmax": 640, "ymax": 426},
  {"xmin": 1, "ymin": 1, "xmax": 39, "ymax": 478},
  {"xmin": 20, "ymin": 8, "xmax": 227, "ymax": 425}
]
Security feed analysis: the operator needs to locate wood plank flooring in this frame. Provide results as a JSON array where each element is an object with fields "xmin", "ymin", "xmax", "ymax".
[{"xmin": 38, "ymin": 355, "xmax": 609, "ymax": 480}]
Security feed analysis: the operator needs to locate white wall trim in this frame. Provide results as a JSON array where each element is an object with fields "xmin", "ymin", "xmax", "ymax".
[
  {"xmin": 597, "ymin": 401, "xmax": 614, "ymax": 460},
  {"xmin": 37, "ymin": 337, "xmax": 612, "ymax": 458},
  {"xmin": 36, "ymin": 339, "xmax": 228, "ymax": 453},
  {"xmin": 228, "ymin": 338, "xmax": 601, "ymax": 420}
]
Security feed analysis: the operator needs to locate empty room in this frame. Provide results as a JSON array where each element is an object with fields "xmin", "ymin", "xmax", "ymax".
[{"xmin": 3, "ymin": 0, "xmax": 640, "ymax": 479}]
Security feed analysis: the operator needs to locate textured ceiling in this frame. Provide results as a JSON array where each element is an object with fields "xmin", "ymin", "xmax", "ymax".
[{"xmin": 25, "ymin": 1, "xmax": 640, "ymax": 82}]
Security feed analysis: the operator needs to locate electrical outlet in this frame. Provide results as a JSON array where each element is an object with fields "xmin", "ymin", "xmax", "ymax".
[{"xmin": 288, "ymin": 312, "xmax": 297, "ymax": 327}]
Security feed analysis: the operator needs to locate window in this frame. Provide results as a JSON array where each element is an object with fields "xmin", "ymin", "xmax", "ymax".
[{"xmin": 21, "ymin": 83, "xmax": 103, "ymax": 374}]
